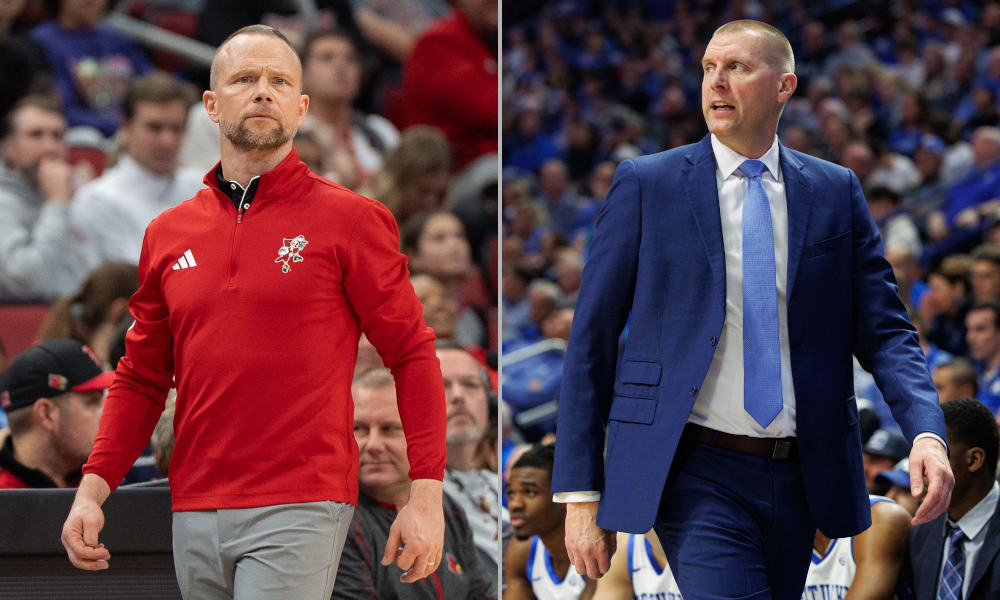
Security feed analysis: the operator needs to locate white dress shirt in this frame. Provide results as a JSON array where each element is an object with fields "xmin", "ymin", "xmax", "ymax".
[
  {"xmin": 554, "ymin": 135, "xmax": 942, "ymax": 503},
  {"xmin": 936, "ymin": 481, "xmax": 999, "ymax": 600}
]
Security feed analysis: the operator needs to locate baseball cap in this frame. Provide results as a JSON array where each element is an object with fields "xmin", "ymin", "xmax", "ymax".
[
  {"xmin": 0, "ymin": 339, "xmax": 114, "ymax": 413},
  {"xmin": 875, "ymin": 458, "xmax": 910, "ymax": 489},
  {"xmin": 918, "ymin": 134, "xmax": 946, "ymax": 157},
  {"xmin": 863, "ymin": 428, "xmax": 911, "ymax": 462}
]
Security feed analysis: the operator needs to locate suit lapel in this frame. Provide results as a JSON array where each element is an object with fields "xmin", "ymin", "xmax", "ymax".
[
  {"xmin": 781, "ymin": 144, "xmax": 813, "ymax": 305},
  {"xmin": 967, "ymin": 500, "xmax": 1000, "ymax": 595},
  {"xmin": 919, "ymin": 516, "xmax": 948, "ymax": 600},
  {"xmin": 681, "ymin": 136, "xmax": 726, "ymax": 314}
]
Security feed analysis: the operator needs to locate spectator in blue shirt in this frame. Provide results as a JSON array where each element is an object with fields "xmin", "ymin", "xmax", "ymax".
[
  {"xmin": 928, "ymin": 127, "xmax": 1000, "ymax": 242},
  {"xmin": 31, "ymin": 0, "xmax": 154, "ymax": 138},
  {"xmin": 965, "ymin": 301, "xmax": 1000, "ymax": 415}
]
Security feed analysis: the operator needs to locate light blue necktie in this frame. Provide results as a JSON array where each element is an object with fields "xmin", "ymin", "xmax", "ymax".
[{"xmin": 740, "ymin": 159, "xmax": 783, "ymax": 428}]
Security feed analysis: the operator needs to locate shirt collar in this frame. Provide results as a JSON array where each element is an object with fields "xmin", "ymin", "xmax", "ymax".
[
  {"xmin": 710, "ymin": 134, "xmax": 782, "ymax": 182},
  {"xmin": 953, "ymin": 481, "xmax": 1000, "ymax": 541}
]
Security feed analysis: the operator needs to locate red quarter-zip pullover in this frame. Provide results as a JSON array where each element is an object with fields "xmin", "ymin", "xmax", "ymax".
[{"xmin": 83, "ymin": 149, "xmax": 447, "ymax": 510}]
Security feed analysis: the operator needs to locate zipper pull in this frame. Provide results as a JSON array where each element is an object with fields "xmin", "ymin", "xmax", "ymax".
[{"xmin": 238, "ymin": 211, "xmax": 242, "ymax": 224}]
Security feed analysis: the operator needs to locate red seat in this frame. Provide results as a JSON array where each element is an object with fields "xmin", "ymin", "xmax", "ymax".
[
  {"xmin": 382, "ymin": 83, "xmax": 405, "ymax": 130},
  {"xmin": 66, "ymin": 146, "xmax": 107, "ymax": 179},
  {"xmin": 150, "ymin": 10, "xmax": 200, "ymax": 72},
  {"xmin": 0, "ymin": 304, "xmax": 51, "ymax": 367}
]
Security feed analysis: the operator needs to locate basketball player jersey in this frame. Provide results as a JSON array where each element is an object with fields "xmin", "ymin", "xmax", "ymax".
[
  {"xmin": 627, "ymin": 533, "xmax": 684, "ymax": 600},
  {"xmin": 801, "ymin": 496, "xmax": 896, "ymax": 600},
  {"xmin": 526, "ymin": 535, "xmax": 588, "ymax": 600}
]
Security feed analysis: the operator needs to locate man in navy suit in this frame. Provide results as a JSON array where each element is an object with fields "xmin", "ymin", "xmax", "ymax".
[
  {"xmin": 551, "ymin": 19, "xmax": 955, "ymax": 600},
  {"xmin": 910, "ymin": 398, "xmax": 1000, "ymax": 600}
]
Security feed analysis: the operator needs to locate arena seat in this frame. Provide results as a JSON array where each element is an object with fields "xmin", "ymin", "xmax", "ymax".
[
  {"xmin": 0, "ymin": 304, "xmax": 50, "ymax": 362},
  {"xmin": 66, "ymin": 146, "xmax": 108, "ymax": 178}
]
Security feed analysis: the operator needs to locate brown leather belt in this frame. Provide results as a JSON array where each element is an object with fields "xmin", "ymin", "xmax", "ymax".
[{"xmin": 681, "ymin": 423, "xmax": 798, "ymax": 460}]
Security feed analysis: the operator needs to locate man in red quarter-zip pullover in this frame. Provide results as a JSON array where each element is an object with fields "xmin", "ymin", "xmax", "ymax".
[{"xmin": 60, "ymin": 25, "xmax": 448, "ymax": 600}]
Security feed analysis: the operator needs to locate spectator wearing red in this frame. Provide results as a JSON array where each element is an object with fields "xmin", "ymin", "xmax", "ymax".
[
  {"xmin": 402, "ymin": 0, "xmax": 497, "ymax": 173},
  {"xmin": 0, "ymin": 339, "xmax": 113, "ymax": 489}
]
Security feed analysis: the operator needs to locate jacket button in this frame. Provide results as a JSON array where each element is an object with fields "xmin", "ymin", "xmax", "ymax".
[
  {"xmin": 690, "ymin": 387, "xmax": 697, "ymax": 396},
  {"xmin": 710, "ymin": 336, "xmax": 717, "ymax": 346}
]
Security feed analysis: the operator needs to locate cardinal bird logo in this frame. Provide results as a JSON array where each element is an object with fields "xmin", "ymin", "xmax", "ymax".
[
  {"xmin": 275, "ymin": 235, "xmax": 309, "ymax": 273},
  {"xmin": 48, "ymin": 374, "xmax": 68, "ymax": 390}
]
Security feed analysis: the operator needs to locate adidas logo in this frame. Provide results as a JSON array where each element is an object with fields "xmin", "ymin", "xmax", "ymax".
[{"xmin": 171, "ymin": 249, "xmax": 198, "ymax": 270}]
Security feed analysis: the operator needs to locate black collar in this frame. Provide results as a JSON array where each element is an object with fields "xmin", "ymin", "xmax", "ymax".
[
  {"xmin": 214, "ymin": 164, "xmax": 260, "ymax": 212},
  {"xmin": 0, "ymin": 434, "xmax": 79, "ymax": 488}
]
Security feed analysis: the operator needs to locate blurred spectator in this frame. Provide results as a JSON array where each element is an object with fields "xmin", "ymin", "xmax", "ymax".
[
  {"xmin": 298, "ymin": 29, "xmax": 399, "ymax": 189},
  {"xmin": 862, "ymin": 428, "xmax": 911, "ymax": 494},
  {"xmin": 889, "ymin": 250, "xmax": 925, "ymax": 309},
  {"xmin": 927, "ymin": 255, "xmax": 973, "ymax": 357},
  {"xmin": 402, "ymin": 209, "xmax": 487, "ymax": 348},
  {"xmin": 36, "ymin": 262, "xmax": 139, "ymax": 367},
  {"xmin": 361, "ymin": 125, "xmax": 450, "ymax": 224},
  {"xmin": 292, "ymin": 130, "xmax": 322, "ymax": 173},
  {"xmin": 928, "ymin": 127, "xmax": 1000, "ymax": 242},
  {"xmin": 887, "ymin": 92, "xmax": 930, "ymax": 158},
  {"xmin": 540, "ymin": 307, "xmax": 573, "ymax": 343},
  {"xmin": 966, "ymin": 301, "xmax": 1000, "ymax": 415},
  {"xmin": 522, "ymin": 279, "xmax": 563, "ymax": 343},
  {"xmin": 0, "ymin": 339, "xmax": 112, "ymax": 488},
  {"xmin": 971, "ymin": 244, "xmax": 1000, "ymax": 302},
  {"xmin": 505, "ymin": 443, "xmax": 595, "ymax": 599},
  {"xmin": 0, "ymin": 0, "xmax": 50, "ymax": 120},
  {"xmin": 555, "ymin": 250, "xmax": 583, "ymax": 306},
  {"xmin": 30, "ymin": 0, "xmax": 154, "ymax": 137},
  {"xmin": 867, "ymin": 186, "xmax": 922, "ymax": 257},
  {"xmin": 502, "ymin": 262, "xmax": 533, "ymax": 341},
  {"xmin": 334, "ymin": 368, "xmax": 494, "ymax": 600},
  {"xmin": 867, "ymin": 143, "xmax": 921, "ymax": 195},
  {"xmin": 437, "ymin": 340, "xmax": 505, "ymax": 594},
  {"xmin": 402, "ymin": 0, "xmax": 498, "ymax": 172},
  {"xmin": 505, "ymin": 107, "xmax": 562, "ymax": 173},
  {"xmin": 910, "ymin": 398, "xmax": 1000, "ymax": 600},
  {"xmin": 0, "ymin": 94, "xmax": 87, "ymax": 300},
  {"xmin": 354, "ymin": 332, "xmax": 384, "ymax": 377},
  {"xmin": 875, "ymin": 458, "xmax": 920, "ymax": 516},
  {"xmin": 71, "ymin": 73, "xmax": 204, "ymax": 268},
  {"xmin": 411, "ymin": 273, "xmax": 458, "ymax": 341},
  {"xmin": 537, "ymin": 159, "xmax": 597, "ymax": 241},
  {"xmin": 934, "ymin": 358, "xmax": 981, "ymax": 405}
]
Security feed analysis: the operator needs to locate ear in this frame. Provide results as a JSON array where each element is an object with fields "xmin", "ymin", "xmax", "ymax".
[
  {"xmin": 967, "ymin": 446, "xmax": 986, "ymax": 474},
  {"xmin": 108, "ymin": 297, "xmax": 130, "ymax": 324},
  {"xmin": 778, "ymin": 72, "xmax": 797, "ymax": 103},
  {"xmin": 297, "ymin": 94, "xmax": 309, "ymax": 128},
  {"xmin": 33, "ymin": 398, "xmax": 58, "ymax": 432},
  {"xmin": 203, "ymin": 90, "xmax": 220, "ymax": 125}
]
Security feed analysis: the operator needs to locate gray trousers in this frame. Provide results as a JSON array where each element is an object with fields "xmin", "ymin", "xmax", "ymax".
[{"xmin": 172, "ymin": 501, "xmax": 354, "ymax": 600}]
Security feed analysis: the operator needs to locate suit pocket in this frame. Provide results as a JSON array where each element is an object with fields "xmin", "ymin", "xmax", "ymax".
[
  {"xmin": 846, "ymin": 394, "xmax": 859, "ymax": 425},
  {"xmin": 617, "ymin": 360, "xmax": 661, "ymax": 399},
  {"xmin": 807, "ymin": 230, "xmax": 850, "ymax": 258},
  {"xmin": 608, "ymin": 395, "xmax": 657, "ymax": 424}
]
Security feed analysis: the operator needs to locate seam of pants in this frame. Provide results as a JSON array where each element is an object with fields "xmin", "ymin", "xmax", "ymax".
[{"xmin": 320, "ymin": 501, "xmax": 341, "ymax": 599}]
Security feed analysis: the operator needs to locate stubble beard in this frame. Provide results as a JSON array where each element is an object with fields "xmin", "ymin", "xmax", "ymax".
[{"xmin": 221, "ymin": 117, "xmax": 292, "ymax": 153}]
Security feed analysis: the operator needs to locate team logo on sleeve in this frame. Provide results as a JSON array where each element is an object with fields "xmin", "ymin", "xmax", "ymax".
[
  {"xmin": 446, "ymin": 553, "xmax": 463, "ymax": 576},
  {"xmin": 274, "ymin": 235, "xmax": 309, "ymax": 273}
]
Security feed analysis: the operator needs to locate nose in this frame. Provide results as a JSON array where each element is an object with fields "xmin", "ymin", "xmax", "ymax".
[
  {"xmin": 253, "ymin": 78, "xmax": 273, "ymax": 102},
  {"xmin": 709, "ymin": 67, "xmax": 728, "ymax": 90},
  {"xmin": 507, "ymin": 493, "xmax": 523, "ymax": 511}
]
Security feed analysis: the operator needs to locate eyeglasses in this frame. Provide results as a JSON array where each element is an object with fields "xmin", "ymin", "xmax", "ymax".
[{"xmin": 442, "ymin": 377, "xmax": 486, "ymax": 396}]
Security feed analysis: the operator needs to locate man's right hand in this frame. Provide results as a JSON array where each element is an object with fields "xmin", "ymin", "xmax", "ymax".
[
  {"xmin": 565, "ymin": 501, "xmax": 617, "ymax": 580},
  {"xmin": 62, "ymin": 473, "xmax": 112, "ymax": 570},
  {"xmin": 37, "ymin": 157, "xmax": 73, "ymax": 203}
]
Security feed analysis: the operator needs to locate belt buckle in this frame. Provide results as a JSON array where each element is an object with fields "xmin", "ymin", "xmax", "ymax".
[{"xmin": 772, "ymin": 440, "xmax": 792, "ymax": 460}]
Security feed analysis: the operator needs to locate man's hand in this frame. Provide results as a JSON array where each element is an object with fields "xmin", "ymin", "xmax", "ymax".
[
  {"xmin": 62, "ymin": 473, "xmax": 112, "ymax": 570},
  {"xmin": 565, "ymin": 501, "xmax": 617, "ymax": 579},
  {"xmin": 909, "ymin": 437, "xmax": 954, "ymax": 526},
  {"xmin": 37, "ymin": 157, "xmax": 73, "ymax": 203},
  {"xmin": 382, "ymin": 479, "xmax": 444, "ymax": 583}
]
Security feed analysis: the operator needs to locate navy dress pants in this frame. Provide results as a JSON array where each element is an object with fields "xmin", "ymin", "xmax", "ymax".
[{"xmin": 652, "ymin": 439, "xmax": 816, "ymax": 600}]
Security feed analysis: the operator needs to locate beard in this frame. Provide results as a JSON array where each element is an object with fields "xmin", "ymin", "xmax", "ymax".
[{"xmin": 221, "ymin": 116, "xmax": 292, "ymax": 153}]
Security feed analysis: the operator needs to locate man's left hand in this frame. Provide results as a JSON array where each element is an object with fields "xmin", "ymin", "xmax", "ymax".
[
  {"xmin": 909, "ymin": 437, "xmax": 954, "ymax": 526},
  {"xmin": 383, "ymin": 479, "xmax": 445, "ymax": 582}
]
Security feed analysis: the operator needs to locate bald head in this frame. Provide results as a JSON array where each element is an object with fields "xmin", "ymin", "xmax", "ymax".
[
  {"xmin": 210, "ymin": 25, "xmax": 301, "ymax": 91},
  {"xmin": 713, "ymin": 20, "xmax": 794, "ymax": 74}
]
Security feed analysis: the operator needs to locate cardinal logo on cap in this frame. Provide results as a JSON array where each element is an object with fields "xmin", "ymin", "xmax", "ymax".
[
  {"xmin": 0, "ymin": 391, "xmax": 10, "ymax": 408},
  {"xmin": 48, "ymin": 374, "xmax": 68, "ymax": 391},
  {"xmin": 275, "ymin": 235, "xmax": 308, "ymax": 273}
]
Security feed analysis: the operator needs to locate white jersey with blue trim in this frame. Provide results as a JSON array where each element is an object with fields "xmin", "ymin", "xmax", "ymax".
[
  {"xmin": 801, "ymin": 496, "xmax": 895, "ymax": 600},
  {"xmin": 527, "ymin": 535, "xmax": 587, "ymax": 600},
  {"xmin": 627, "ymin": 534, "xmax": 683, "ymax": 600}
]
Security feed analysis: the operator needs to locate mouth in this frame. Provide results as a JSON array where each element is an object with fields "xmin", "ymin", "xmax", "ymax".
[
  {"xmin": 710, "ymin": 102, "xmax": 736, "ymax": 113},
  {"xmin": 246, "ymin": 114, "xmax": 278, "ymax": 122},
  {"xmin": 510, "ymin": 517, "xmax": 525, "ymax": 528}
]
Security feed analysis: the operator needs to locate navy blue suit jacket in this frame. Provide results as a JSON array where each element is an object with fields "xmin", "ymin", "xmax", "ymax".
[
  {"xmin": 910, "ymin": 502, "xmax": 1000, "ymax": 600},
  {"xmin": 551, "ymin": 134, "xmax": 948, "ymax": 539}
]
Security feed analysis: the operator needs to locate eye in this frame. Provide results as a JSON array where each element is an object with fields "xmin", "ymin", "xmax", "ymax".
[
  {"xmin": 239, "ymin": 76, "xmax": 250, "ymax": 83},
  {"xmin": 732, "ymin": 63, "xmax": 745, "ymax": 71},
  {"xmin": 704, "ymin": 65, "xmax": 714, "ymax": 74},
  {"xmin": 275, "ymin": 78, "xmax": 285, "ymax": 85}
]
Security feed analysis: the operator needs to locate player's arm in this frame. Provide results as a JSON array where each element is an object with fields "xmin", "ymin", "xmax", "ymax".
[
  {"xmin": 592, "ymin": 533, "xmax": 635, "ymax": 600},
  {"xmin": 504, "ymin": 537, "xmax": 537, "ymax": 600},
  {"xmin": 845, "ymin": 501, "xmax": 913, "ymax": 600}
]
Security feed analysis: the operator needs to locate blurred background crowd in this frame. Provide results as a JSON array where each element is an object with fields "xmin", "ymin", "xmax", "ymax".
[{"xmin": 0, "ymin": 0, "xmax": 502, "ymax": 594}]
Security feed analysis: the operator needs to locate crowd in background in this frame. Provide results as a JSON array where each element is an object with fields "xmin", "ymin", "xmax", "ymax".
[
  {"xmin": 501, "ymin": 1, "xmax": 1000, "ymax": 596},
  {"xmin": 0, "ymin": 0, "xmax": 502, "ymax": 595}
]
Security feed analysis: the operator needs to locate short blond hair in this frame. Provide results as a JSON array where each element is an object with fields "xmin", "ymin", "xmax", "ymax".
[{"xmin": 713, "ymin": 20, "xmax": 795, "ymax": 74}]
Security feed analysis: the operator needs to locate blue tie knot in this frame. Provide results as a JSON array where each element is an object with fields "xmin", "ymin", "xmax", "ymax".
[
  {"xmin": 740, "ymin": 159, "xmax": 767, "ymax": 179},
  {"xmin": 950, "ymin": 526, "xmax": 966, "ymax": 546}
]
